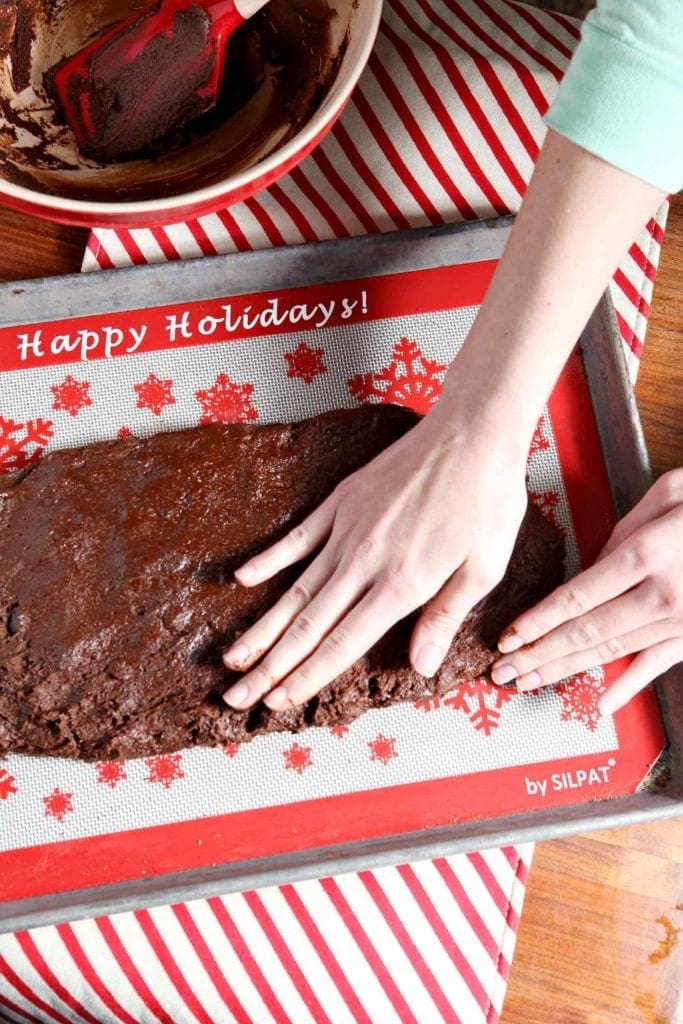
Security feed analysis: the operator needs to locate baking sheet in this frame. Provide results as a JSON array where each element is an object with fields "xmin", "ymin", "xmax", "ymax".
[{"xmin": 0, "ymin": 221, "xmax": 680, "ymax": 932}]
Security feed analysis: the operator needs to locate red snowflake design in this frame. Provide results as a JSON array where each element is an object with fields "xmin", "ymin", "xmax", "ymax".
[
  {"xmin": 50, "ymin": 375, "xmax": 93, "ymax": 417},
  {"xmin": 0, "ymin": 768, "xmax": 17, "ymax": 800},
  {"xmin": 224, "ymin": 743, "xmax": 240, "ymax": 759},
  {"xmin": 195, "ymin": 373, "xmax": 258, "ymax": 425},
  {"xmin": 529, "ymin": 488, "xmax": 563, "ymax": 531},
  {"xmin": 283, "ymin": 742, "xmax": 313, "ymax": 775},
  {"xmin": 284, "ymin": 341, "xmax": 327, "ymax": 384},
  {"xmin": 368, "ymin": 733, "xmax": 398, "ymax": 765},
  {"xmin": 330, "ymin": 725, "xmax": 349, "ymax": 739},
  {"xmin": 414, "ymin": 695, "xmax": 444, "ymax": 713},
  {"xmin": 145, "ymin": 753, "xmax": 185, "ymax": 788},
  {"xmin": 0, "ymin": 415, "xmax": 53, "ymax": 474},
  {"xmin": 134, "ymin": 373, "xmax": 176, "ymax": 416},
  {"xmin": 43, "ymin": 787, "xmax": 74, "ymax": 822},
  {"xmin": 117, "ymin": 425, "xmax": 133, "ymax": 439},
  {"xmin": 347, "ymin": 338, "xmax": 447, "ymax": 415},
  {"xmin": 95, "ymin": 760, "xmax": 127, "ymax": 789},
  {"xmin": 415, "ymin": 678, "xmax": 517, "ymax": 736},
  {"xmin": 529, "ymin": 417, "xmax": 551, "ymax": 459},
  {"xmin": 556, "ymin": 671, "xmax": 607, "ymax": 732}
]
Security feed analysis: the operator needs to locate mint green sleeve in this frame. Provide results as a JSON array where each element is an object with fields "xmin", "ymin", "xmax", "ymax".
[{"xmin": 544, "ymin": 0, "xmax": 683, "ymax": 193}]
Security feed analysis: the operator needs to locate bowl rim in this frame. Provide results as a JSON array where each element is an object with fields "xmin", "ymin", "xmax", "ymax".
[{"xmin": 0, "ymin": 0, "xmax": 382, "ymax": 216}]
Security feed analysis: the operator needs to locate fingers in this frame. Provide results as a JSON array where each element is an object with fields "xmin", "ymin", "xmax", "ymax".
[
  {"xmin": 265, "ymin": 559, "xmax": 503, "ymax": 710},
  {"xmin": 598, "ymin": 470, "xmax": 683, "ymax": 560},
  {"xmin": 599, "ymin": 638, "xmax": 683, "ymax": 716},
  {"xmin": 234, "ymin": 497, "xmax": 336, "ymax": 587},
  {"xmin": 491, "ymin": 581, "xmax": 659, "ymax": 684},
  {"xmin": 260, "ymin": 584, "xmax": 409, "ymax": 711},
  {"xmin": 513, "ymin": 618, "xmax": 681, "ymax": 691},
  {"xmin": 409, "ymin": 567, "xmax": 484, "ymax": 677},
  {"xmin": 223, "ymin": 557, "xmax": 333, "ymax": 673},
  {"xmin": 598, "ymin": 497, "xmax": 658, "ymax": 561},
  {"xmin": 497, "ymin": 545, "xmax": 645, "ymax": 655},
  {"xmin": 223, "ymin": 571, "xmax": 362, "ymax": 709}
]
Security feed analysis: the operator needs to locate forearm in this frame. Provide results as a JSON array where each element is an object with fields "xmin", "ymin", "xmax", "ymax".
[{"xmin": 437, "ymin": 129, "xmax": 665, "ymax": 448}]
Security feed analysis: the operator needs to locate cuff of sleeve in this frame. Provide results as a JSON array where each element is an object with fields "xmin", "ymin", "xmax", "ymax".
[{"xmin": 545, "ymin": 22, "xmax": 683, "ymax": 194}]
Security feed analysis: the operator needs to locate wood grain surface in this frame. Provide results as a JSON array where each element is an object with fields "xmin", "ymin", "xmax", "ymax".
[{"xmin": 0, "ymin": 195, "xmax": 680, "ymax": 1023}]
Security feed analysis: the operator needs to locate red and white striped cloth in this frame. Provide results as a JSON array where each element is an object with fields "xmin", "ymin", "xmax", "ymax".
[
  {"xmin": 0, "ymin": 848, "xmax": 532, "ymax": 1024},
  {"xmin": 0, "ymin": 2, "xmax": 667, "ymax": 1021}
]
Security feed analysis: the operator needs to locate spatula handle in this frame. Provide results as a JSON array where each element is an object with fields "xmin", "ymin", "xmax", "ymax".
[
  {"xmin": 233, "ymin": 0, "xmax": 271, "ymax": 18},
  {"xmin": 205, "ymin": 0, "xmax": 269, "ymax": 25}
]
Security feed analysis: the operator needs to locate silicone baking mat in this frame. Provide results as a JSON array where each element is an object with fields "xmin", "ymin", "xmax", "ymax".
[{"xmin": 0, "ymin": 224, "xmax": 666, "ymax": 910}]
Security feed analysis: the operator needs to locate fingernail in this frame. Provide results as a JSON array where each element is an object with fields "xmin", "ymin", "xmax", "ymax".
[
  {"xmin": 264, "ymin": 686, "xmax": 289, "ymax": 711},
  {"xmin": 599, "ymin": 694, "xmax": 619, "ymax": 716},
  {"xmin": 414, "ymin": 644, "xmax": 444, "ymax": 677},
  {"xmin": 516, "ymin": 670, "xmax": 542, "ymax": 692},
  {"xmin": 224, "ymin": 643, "xmax": 250, "ymax": 668},
  {"xmin": 223, "ymin": 682, "xmax": 249, "ymax": 708},
  {"xmin": 498, "ymin": 632, "xmax": 523, "ymax": 654},
  {"xmin": 235, "ymin": 565, "xmax": 256, "ymax": 584},
  {"xmin": 491, "ymin": 663, "xmax": 517, "ymax": 685}
]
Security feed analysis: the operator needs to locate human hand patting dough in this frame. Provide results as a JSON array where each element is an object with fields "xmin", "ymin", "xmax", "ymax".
[
  {"xmin": 221, "ymin": 130, "xmax": 668, "ymax": 712},
  {"xmin": 222, "ymin": 404, "xmax": 529, "ymax": 711},
  {"xmin": 491, "ymin": 468, "xmax": 683, "ymax": 715},
  {"xmin": 222, "ymin": 130, "xmax": 667, "ymax": 713}
]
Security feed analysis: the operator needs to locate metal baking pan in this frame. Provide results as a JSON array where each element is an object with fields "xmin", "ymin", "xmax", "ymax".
[{"xmin": 0, "ymin": 219, "xmax": 681, "ymax": 932}]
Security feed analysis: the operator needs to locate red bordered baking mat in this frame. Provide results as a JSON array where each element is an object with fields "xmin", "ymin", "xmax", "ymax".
[{"xmin": 0, "ymin": 257, "xmax": 665, "ymax": 904}]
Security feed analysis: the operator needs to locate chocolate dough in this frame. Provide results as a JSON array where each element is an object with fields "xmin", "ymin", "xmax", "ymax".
[
  {"xmin": 49, "ymin": 4, "xmax": 215, "ymax": 163},
  {"xmin": 0, "ymin": 3, "xmax": 19, "ymax": 60},
  {"xmin": 0, "ymin": 407, "xmax": 565, "ymax": 761},
  {"xmin": 1, "ymin": 0, "xmax": 36, "ymax": 90},
  {"xmin": 45, "ymin": 0, "xmax": 341, "ymax": 163}
]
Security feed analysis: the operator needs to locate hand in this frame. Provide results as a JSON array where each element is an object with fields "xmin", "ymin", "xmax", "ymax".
[
  {"xmin": 220, "ymin": 128, "xmax": 667, "ymax": 717},
  {"xmin": 491, "ymin": 469, "xmax": 683, "ymax": 716},
  {"xmin": 222, "ymin": 406, "xmax": 529, "ymax": 711}
]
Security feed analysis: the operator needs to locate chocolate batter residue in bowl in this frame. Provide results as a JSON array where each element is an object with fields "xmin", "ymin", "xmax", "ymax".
[{"xmin": 0, "ymin": 0, "xmax": 347, "ymax": 202}]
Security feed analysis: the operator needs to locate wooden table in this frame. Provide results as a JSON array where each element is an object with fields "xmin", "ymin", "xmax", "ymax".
[{"xmin": 0, "ymin": 199, "xmax": 681, "ymax": 1024}]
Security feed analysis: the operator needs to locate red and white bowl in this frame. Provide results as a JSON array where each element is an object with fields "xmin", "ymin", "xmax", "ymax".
[{"xmin": 0, "ymin": 0, "xmax": 382, "ymax": 227}]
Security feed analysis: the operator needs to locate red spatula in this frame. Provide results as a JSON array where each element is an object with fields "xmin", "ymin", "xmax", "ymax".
[{"xmin": 51, "ymin": 0, "xmax": 270, "ymax": 162}]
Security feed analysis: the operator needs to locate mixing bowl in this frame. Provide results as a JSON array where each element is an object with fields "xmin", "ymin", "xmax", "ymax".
[{"xmin": 0, "ymin": 0, "xmax": 382, "ymax": 227}]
